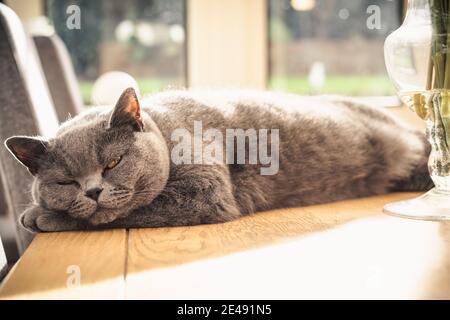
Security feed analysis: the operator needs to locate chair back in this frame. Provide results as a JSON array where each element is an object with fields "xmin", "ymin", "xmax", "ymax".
[
  {"xmin": 33, "ymin": 34, "xmax": 84, "ymax": 122},
  {"xmin": 0, "ymin": 3, "xmax": 59, "ymax": 258}
]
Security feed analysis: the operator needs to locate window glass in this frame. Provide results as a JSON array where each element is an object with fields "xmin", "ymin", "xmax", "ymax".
[
  {"xmin": 269, "ymin": 0, "xmax": 403, "ymax": 96},
  {"xmin": 45, "ymin": 0, "xmax": 186, "ymax": 104}
]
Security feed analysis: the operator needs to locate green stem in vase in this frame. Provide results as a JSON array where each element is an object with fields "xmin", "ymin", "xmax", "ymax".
[
  {"xmin": 445, "ymin": 1, "xmax": 450, "ymax": 90},
  {"xmin": 431, "ymin": 94, "xmax": 450, "ymax": 171},
  {"xmin": 440, "ymin": 1, "xmax": 450, "ymax": 146},
  {"xmin": 426, "ymin": 47, "xmax": 434, "ymax": 90},
  {"xmin": 429, "ymin": 0, "xmax": 450, "ymax": 148}
]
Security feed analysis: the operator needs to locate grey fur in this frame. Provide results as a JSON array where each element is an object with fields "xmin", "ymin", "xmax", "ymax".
[{"xmin": 5, "ymin": 88, "xmax": 432, "ymax": 232}]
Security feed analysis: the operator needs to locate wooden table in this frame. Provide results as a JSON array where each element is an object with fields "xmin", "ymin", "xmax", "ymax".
[{"xmin": 0, "ymin": 192, "xmax": 449, "ymax": 299}]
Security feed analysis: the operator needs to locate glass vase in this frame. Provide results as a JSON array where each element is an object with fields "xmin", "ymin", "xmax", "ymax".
[
  {"xmin": 383, "ymin": 0, "xmax": 450, "ymax": 220},
  {"xmin": 384, "ymin": 90, "xmax": 450, "ymax": 220}
]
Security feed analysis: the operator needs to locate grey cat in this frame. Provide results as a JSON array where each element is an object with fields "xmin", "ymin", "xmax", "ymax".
[{"xmin": 5, "ymin": 88, "xmax": 432, "ymax": 232}]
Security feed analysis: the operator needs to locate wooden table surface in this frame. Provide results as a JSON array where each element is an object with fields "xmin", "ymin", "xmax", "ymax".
[{"xmin": 0, "ymin": 192, "xmax": 449, "ymax": 299}]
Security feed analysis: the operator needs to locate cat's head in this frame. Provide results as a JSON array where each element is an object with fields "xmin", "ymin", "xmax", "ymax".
[{"xmin": 5, "ymin": 88, "xmax": 170, "ymax": 225}]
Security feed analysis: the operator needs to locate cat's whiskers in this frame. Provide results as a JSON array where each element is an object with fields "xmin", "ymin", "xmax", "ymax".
[
  {"xmin": 68, "ymin": 198, "xmax": 97, "ymax": 219},
  {"xmin": 133, "ymin": 187, "xmax": 163, "ymax": 195},
  {"xmin": 107, "ymin": 188, "xmax": 131, "ymax": 195},
  {"xmin": 114, "ymin": 194, "xmax": 132, "ymax": 201}
]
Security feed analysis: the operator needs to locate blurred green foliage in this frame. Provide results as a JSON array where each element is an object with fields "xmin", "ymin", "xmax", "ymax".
[
  {"xmin": 79, "ymin": 78, "xmax": 179, "ymax": 104},
  {"xmin": 270, "ymin": 74, "xmax": 396, "ymax": 96}
]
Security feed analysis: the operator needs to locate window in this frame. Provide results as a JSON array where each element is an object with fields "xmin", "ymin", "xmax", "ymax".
[
  {"xmin": 269, "ymin": 0, "xmax": 403, "ymax": 96},
  {"xmin": 45, "ymin": 0, "xmax": 186, "ymax": 104}
]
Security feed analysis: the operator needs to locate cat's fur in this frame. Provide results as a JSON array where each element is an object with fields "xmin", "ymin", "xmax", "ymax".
[{"xmin": 5, "ymin": 88, "xmax": 432, "ymax": 232}]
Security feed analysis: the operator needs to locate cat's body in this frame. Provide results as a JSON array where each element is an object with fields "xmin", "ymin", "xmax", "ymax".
[{"xmin": 5, "ymin": 89, "xmax": 432, "ymax": 232}]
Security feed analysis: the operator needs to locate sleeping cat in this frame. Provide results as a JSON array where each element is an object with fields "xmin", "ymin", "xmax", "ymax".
[{"xmin": 5, "ymin": 88, "xmax": 432, "ymax": 232}]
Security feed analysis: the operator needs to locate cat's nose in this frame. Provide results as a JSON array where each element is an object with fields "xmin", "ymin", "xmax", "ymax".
[{"xmin": 85, "ymin": 187, "xmax": 103, "ymax": 201}]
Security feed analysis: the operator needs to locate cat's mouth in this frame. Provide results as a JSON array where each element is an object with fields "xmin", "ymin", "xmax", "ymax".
[
  {"xmin": 68, "ymin": 198, "xmax": 131, "ymax": 225},
  {"xmin": 68, "ymin": 187, "xmax": 135, "ymax": 223},
  {"xmin": 87, "ymin": 207, "xmax": 121, "ymax": 225}
]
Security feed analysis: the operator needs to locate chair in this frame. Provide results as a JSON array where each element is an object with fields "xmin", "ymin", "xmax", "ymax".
[
  {"xmin": 0, "ymin": 232, "xmax": 7, "ymax": 280},
  {"xmin": 33, "ymin": 34, "xmax": 84, "ymax": 122},
  {"xmin": 0, "ymin": 4, "xmax": 59, "ymax": 262},
  {"xmin": 0, "ymin": 182, "xmax": 19, "ymax": 263}
]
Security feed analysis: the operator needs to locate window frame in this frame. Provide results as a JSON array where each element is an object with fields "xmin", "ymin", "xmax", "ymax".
[
  {"xmin": 265, "ymin": 0, "xmax": 405, "ymax": 104},
  {"xmin": 7, "ymin": 0, "xmax": 405, "ymax": 104}
]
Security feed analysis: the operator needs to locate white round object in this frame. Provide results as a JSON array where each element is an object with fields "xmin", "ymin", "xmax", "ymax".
[
  {"xmin": 169, "ymin": 24, "xmax": 185, "ymax": 44},
  {"xmin": 308, "ymin": 62, "xmax": 326, "ymax": 93},
  {"xmin": 136, "ymin": 22, "xmax": 156, "ymax": 47},
  {"xmin": 338, "ymin": 8, "xmax": 350, "ymax": 20},
  {"xmin": 91, "ymin": 71, "xmax": 140, "ymax": 106},
  {"xmin": 115, "ymin": 20, "xmax": 135, "ymax": 43}
]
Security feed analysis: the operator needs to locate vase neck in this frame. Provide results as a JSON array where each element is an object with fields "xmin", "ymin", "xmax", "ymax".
[
  {"xmin": 404, "ymin": 0, "xmax": 430, "ymax": 24},
  {"xmin": 408, "ymin": 0, "xmax": 429, "ymax": 9}
]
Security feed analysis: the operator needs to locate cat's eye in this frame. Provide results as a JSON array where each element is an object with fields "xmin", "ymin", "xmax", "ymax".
[
  {"xmin": 57, "ymin": 180, "xmax": 77, "ymax": 186},
  {"xmin": 105, "ymin": 156, "xmax": 122, "ymax": 170}
]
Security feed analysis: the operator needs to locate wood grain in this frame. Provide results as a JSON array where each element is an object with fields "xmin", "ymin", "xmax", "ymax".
[
  {"xmin": 2, "ymin": 193, "xmax": 449, "ymax": 299},
  {"xmin": 126, "ymin": 193, "xmax": 419, "ymax": 271},
  {"xmin": 0, "ymin": 229, "xmax": 126, "ymax": 299},
  {"xmin": 126, "ymin": 192, "xmax": 450, "ymax": 299}
]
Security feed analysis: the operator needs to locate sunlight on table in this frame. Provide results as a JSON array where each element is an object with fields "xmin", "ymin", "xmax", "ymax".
[{"xmin": 126, "ymin": 216, "xmax": 449, "ymax": 299}]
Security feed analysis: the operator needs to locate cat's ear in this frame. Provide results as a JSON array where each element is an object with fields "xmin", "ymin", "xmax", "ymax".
[
  {"xmin": 108, "ymin": 87, "xmax": 144, "ymax": 132},
  {"xmin": 4, "ymin": 136, "xmax": 49, "ymax": 175}
]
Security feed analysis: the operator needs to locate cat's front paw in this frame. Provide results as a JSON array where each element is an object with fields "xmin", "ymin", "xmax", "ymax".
[
  {"xmin": 35, "ymin": 213, "xmax": 81, "ymax": 232},
  {"xmin": 20, "ymin": 206, "xmax": 81, "ymax": 233},
  {"xmin": 20, "ymin": 206, "xmax": 47, "ymax": 233}
]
